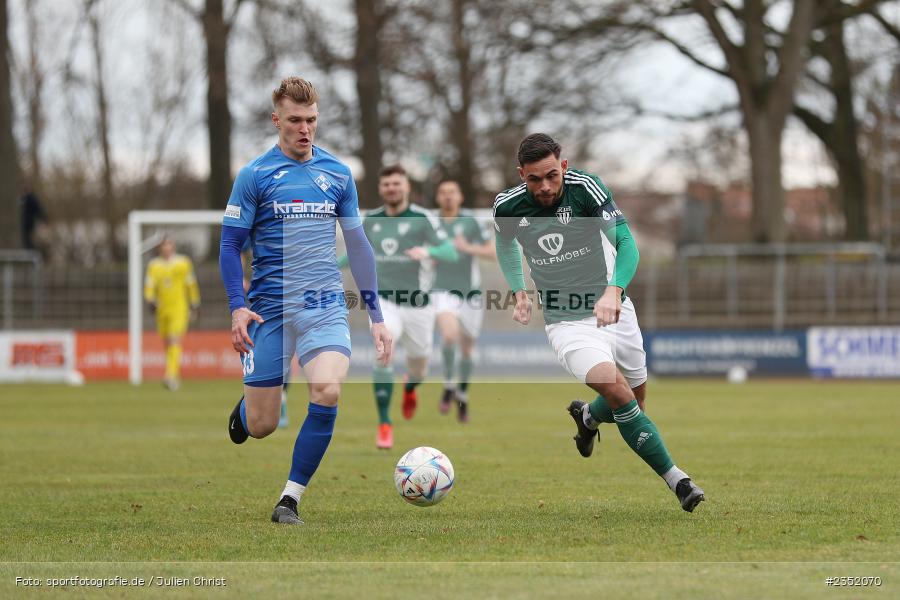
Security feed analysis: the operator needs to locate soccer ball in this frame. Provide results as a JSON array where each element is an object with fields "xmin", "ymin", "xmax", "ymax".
[{"xmin": 394, "ymin": 446, "xmax": 455, "ymax": 507}]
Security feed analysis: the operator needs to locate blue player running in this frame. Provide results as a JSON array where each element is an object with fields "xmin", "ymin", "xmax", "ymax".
[{"xmin": 219, "ymin": 77, "xmax": 392, "ymax": 525}]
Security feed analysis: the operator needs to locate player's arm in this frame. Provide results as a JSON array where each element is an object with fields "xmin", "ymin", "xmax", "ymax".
[
  {"xmin": 493, "ymin": 208, "xmax": 530, "ymax": 325},
  {"xmin": 143, "ymin": 264, "xmax": 157, "ymax": 312},
  {"xmin": 220, "ymin": 166, "xmax": 264, "ymax": 353},
  {"xmin": 186, "ymin": 259, "xmax": 201, "ymax": 308},
  {"xmin": 406, "ymin": 213, "xmax": 459, "ymax": 263},
  {"xmin": 584, "ymin": 174, "xmax": 639, "ymax": 326},
  {"xmin": 342, "ymin": 225, "xmax": 384, "ymax": 323},
  {"xmin": 336, "ymin": 176, "xmax": 392, "ymax": 365},
  {"xmin": 454, "ymin": 219, "xmax": 496, "ymax": 260}
]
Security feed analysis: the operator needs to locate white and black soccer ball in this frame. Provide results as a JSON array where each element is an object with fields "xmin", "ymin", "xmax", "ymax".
[{"xmin": 394, "ymin": 446, "xmax": 454, "ymax": 507}]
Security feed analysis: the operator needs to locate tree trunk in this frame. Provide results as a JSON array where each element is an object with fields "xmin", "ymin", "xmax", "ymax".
[
  {"xmin": 747, "ymin": 111, "xmax": 786, "ymax": 243},
  {"xmin": 354, "ymin": 0, "xmax": 384, "ymax": 208},
  {"xmin": 25, "ymin": 0, "xmax": 43, "ymax": 185},
  {"xmin": 90, "ymin": 11, "xmax": 115, "ymax": 258},
  {"xmin": 203, "ymin": 0, "xmax": 232, "ymax": 209},
  {"xmin": 0, "ymin": 0, "xmax": 19, "ymax": 249},
  {"xmin": 450, "ymin": 0, "xmax": 476, "ymax": 205},
  {"xmin": 823, "ymin": 19, "xmax": 868, "ymax": 240}
]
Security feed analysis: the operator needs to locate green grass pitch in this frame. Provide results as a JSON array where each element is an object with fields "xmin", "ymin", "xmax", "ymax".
[{"xmin": 1, "ymin": 379, "xmax": 898, "ymax": 598}]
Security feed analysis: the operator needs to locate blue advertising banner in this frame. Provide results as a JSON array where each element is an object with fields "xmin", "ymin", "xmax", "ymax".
[
  {"xmin": 645, "ymin": 330, "xmax": 807, "ymax": 376},
  {"xmin": 807, "ymin": 327, "xmax": 900, "ymax": 378}
]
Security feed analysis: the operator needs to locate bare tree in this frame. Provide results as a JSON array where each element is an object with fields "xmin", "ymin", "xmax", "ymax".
[
  {"xmin": 19, "ymin": 0, "xmax": 45, "ymax": 186},
  {"xmin": 623, "ymin": 1, "xmax": 819, "ymax": 242},
  {"xmin": 354, "ymin": 0, "xmax": 387, "ymax": 206},
  {"xmin": 0, "ymin": 0, "xmax": 20, "ymax": 248},
  {"xmin": 170, "ymin": 0, "xmax": 248, "ymax": 208},
  {"xmin": 793, "ymin": 3, "xmax": 870, "ymax": 240},
  {"xmin": 87, "ymin": 1, "xmax": 115, "ymax": 257}
]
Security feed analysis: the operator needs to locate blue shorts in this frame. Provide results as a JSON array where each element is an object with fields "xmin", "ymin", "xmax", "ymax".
[{"xmin": 240, "ymin": 302, "xmax": 351, "ymax": 387}]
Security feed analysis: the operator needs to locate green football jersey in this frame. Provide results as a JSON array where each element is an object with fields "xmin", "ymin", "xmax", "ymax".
[
  {"xmin": 432, "ymin": 210, "xmax": 487, "ymax": 296},
  {"xmin": 492, "ymin": 168, "xmax": 626, "ymax": 324},
  {"xmin": 363, "ymin": 203, "xmax": 447, "ymax": 306}
]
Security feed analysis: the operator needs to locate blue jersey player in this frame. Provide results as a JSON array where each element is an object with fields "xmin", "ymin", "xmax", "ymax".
[{"xmin": 219, "ymin": 77, "xmax": 392, "ymax": 525}]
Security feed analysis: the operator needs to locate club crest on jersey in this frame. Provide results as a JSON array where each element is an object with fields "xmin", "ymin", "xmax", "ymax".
[
  {"xmin": 273, "ymin": 199, "xmax": 337, "ymax": 219},
  {"xmin": 538, "ymin": 233, "xmax": 564, "ymax": 256},
  {"xmin": 398, "ymin": 222, "xmax": 411, "ymax": 235},
  {"xmin": 556, "ymin": 206, "xmax": 572, "ymax": 225},
  {"xmin": 381, "ymin": 238, "xmax": 399, "ymax": 256},
  {"xmin": 314, "ymin": 174, "xmax": 331, "ymax": 192}
]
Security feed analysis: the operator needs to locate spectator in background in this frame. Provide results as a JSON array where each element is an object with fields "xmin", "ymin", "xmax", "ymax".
[{"xmin": 19, "ymin": 183, "xmax": 46, "ymax": 251}]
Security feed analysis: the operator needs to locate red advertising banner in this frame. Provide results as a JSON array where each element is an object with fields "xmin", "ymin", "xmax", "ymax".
[{"xmin": 76, "ymin": 331, "xmax": 242, "ymax": 380}]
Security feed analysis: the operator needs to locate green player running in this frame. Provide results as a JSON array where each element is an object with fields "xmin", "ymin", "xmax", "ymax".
[
  {"xmin": 342, "ymin": 165, "xmax": 458, "ymax": 448},
  {"xmin": 493, "ymin": 133, "xmax": 705, "ymax": 512},
  {"xmin": 430, "ymin": 179, "xmax": 495, "ymax": 422}
]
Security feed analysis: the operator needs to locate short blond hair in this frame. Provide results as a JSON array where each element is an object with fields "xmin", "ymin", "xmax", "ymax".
[{"xmin": 272, "ymin": 76, "xmax": 319, "ymax": 108}]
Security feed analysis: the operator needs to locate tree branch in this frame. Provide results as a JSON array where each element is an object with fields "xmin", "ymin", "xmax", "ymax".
[
  {"xmin": 166, "ymin": 0, "xmax": 201, "ymax": 21},
  {"xmin": 630, "ymin": 102, "xmax": 740, "ymax": 122},
  {"xmin": 793, "ymin": 104, "xmax": 835, "ymax": 148},
  {"xmin": 870, "ymin": 8, "xmax": 900, "ymax": 43},
  {"xmin": 226, "ymin": 0, "xmax": 248, "ymax": 28},
  {"xmin": 693, "ymin": 0, "xmax": 748, "ymax": 79},
  {"xmin": 630, "ymin": 20, "xmax": 730, "ymax": 78},
  {"xmin": 770, "ymin": 0, "xmax": 817, "ymax": 120},
  {"xmin": 816, "ymin": 0, "xmax": 884, "ymax": 27}
]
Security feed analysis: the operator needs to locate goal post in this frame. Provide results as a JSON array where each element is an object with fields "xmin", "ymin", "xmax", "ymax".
[{"xmin": 128, "ymin": 210, "xmax": 224, "ymax": 385}]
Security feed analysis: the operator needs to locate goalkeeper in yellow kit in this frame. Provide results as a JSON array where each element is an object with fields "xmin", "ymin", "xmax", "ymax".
[{"xmin": 144, "ymin": 237, "xmax": 200, "ymax": 390}]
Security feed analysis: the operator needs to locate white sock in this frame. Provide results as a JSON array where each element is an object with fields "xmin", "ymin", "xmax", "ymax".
[
  {"xmin": 281, "ymin": 480, "xmax": 306, "ymax": 504},
  {"xmin": 581, "ymin": 404, "xmax": 599, "ymax": 430},
  {"xmin": 662, "ymin": 466, "xmax": 689, "ymax": 492},
  {"xmin": 443, "ymin": 381, "xmax": 455, "ymax": 391},
  {"xmin": 456, "ymin": 390, "xmax": 468, "ymax": 403}
]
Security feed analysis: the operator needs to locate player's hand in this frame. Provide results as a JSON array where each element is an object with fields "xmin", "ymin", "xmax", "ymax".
[
  {"xmin": 594, "ymin": 287, "xmax": 622, "ymax": 327},
  {"xmin": 231, "ymin": 307, "xmax": 264, "ymax": 354},
  {"xmin": 148, "ymin": 302, "xmax": 157, "ymax": 314},
  {"xmin": 371, "ymin": 322, "xmax": 393, "ymax": 366},
  {"xmin": 190, "ymin": 305, "xmax": 200, "ymax": 323},
  {"xmin": 512, "ymin": 290, "xmax": 532, "ymax": 325},
  {"xmin": 370, "ymin": 321, "xmax": 393, "ymax": 366},
  {"xmin": 404, "ymin": 246, "xmax": 429, "ymax": 261},
  {"xmin": 453, "ymin": 234, "xmax": 471, "ymax": 254}
]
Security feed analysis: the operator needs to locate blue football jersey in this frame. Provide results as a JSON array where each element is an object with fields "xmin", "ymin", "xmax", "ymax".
[{"xmin": 222, "ymin": 144, "xmax": 362, "ymax": 309}]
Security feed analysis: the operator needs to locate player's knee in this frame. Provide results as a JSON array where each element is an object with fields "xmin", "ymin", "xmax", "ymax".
[
  {"xmin": 309, "ymin": 382, "xmax": 340, "ymax": 407},
  {"xmin": 247, "ymin": 413, "xmax": 278, "ymax": 438}
]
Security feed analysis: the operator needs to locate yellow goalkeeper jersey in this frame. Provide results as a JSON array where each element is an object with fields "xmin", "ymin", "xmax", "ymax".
[{"xmin": 144, "ymin": 255, "xmax": 200, "ymax": 311}]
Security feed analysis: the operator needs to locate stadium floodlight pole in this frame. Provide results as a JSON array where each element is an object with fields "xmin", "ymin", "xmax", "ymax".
[{"xmin": 127, "ymin": 210, "xmax": 224, "ymax": 385}]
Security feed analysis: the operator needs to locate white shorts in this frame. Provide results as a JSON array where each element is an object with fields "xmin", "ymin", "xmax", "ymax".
[
  {"xmin": 544, "ymin": 297, "xmax": 647, "ymax": 388},
  {"xmin": 379, "ymin": 298, "xmax": 436, "ymax": 360},
  {"xmin": 430, "ymin": 291, "xmax": 484, "ymax": 338}
]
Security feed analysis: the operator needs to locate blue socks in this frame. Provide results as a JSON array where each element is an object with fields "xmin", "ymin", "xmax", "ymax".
[
  {"xmin": 239, "ymin": 397, "xmax": 249, "ymax": 432},
  {"xmin": 288, "ymin": 403, "xmax": 338, "ymax": 486}
]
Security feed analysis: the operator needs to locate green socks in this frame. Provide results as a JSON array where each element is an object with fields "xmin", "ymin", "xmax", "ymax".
[
  {"xmin": 441, "ymin": 344, "xmax": 456, "ymax": 385},
  {"xmin": 588, "ymin": 395, "xmax": 615, "ymax": 424},
  {"xmin": 614, "ymin": 399, "xmax": 674, "ymax": 476},
  {"xmin": 373, "ymin": 367, "xmax": 393, "ymax": 424},
  {"xmin": 404, "ymin": 376, "xmax": 422, "ymax": 393},
  {"xmin": 458, "ymin": 358, "xmax": 473, "ymax": 393}
]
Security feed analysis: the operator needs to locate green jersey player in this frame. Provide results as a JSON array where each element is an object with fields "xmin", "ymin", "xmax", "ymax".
[
  {"xmin": 431, "ymin": 179, "xmax": 495, "ymax": 422},
  {"xmin": 344, "ymin": 165, "xmax": 458, "ymax": 448},
  {"xmin": 493, "ymin": 133, "xmax": 705, "ymax": 512}
]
